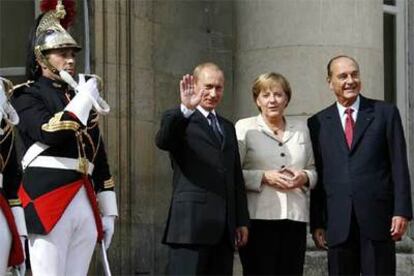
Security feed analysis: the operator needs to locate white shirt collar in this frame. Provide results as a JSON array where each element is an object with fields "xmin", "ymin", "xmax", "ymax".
[
  {"xmin": 336, "ymin": 95, "xmax": 360, "ymax": 116},
  {"xmin": 197, "ymin": 106, "xmax": 217, "ymax": 118},
  {"xmin": 336, "ymin": 95, "xmax": 360, "ymax": 130}
]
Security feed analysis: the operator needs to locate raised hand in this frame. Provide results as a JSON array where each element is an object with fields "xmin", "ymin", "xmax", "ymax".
[{"xmin": 180, "ymin": 74, "xmax": 204, "ymax": 110}]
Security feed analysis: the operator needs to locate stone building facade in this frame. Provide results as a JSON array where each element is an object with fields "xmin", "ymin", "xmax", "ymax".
[{"xmin": 0, "ymin": 0, "xmax": 413, "ymax": 274}]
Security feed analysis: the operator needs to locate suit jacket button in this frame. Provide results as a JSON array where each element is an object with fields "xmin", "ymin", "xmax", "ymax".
[{"xmin": 280, "ymin": 153, "xmax": 285, "ymax": 157}]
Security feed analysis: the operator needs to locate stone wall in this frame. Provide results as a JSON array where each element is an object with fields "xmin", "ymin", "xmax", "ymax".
[
  {"xmin": 234, "ymin": 0, "xmax": 384, "ymax": 119},
  {"xmin": 408, "ymin": 0, "xmax": 414, "ymax": 240},
  {"xmin": 91, "ymin": 0, "xmax": 235, "ymax": 274},
  {"xmin": 91, "ymin": 0, "xmax": 413, "ymax": 274}
]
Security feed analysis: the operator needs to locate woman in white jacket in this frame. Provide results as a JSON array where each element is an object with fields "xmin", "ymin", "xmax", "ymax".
[{"xmin": 235, "ymin": 72, "xmax": 317, "ymax": 275}]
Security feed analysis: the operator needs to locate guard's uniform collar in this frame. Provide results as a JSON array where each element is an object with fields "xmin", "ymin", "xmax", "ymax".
[{"xmin": 38, "ymin": 76, "xmax": 68, "ymax": 90}]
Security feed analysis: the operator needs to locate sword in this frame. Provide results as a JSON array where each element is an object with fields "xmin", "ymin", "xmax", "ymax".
[{"xmin": 100, "ymin": 241, "xmax": 112, "ymax": 276}]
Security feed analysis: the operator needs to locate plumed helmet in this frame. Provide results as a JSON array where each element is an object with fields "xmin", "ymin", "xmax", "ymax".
[
  {"xmin": 33, "ymin": 0, "xmax": 80, "ymax": 74},
  {"xmin": 34, "ymin": 0, "xmax": 80, "ymax": 54}
]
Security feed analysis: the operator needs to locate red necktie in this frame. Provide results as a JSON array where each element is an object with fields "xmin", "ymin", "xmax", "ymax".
[{"xmin": 345, "ymin": 108, "xmax": 355, "ymax": 149}]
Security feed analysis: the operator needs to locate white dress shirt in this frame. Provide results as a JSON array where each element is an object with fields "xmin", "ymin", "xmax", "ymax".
[
  {"xmin": 235, "ymin": 115, "xmax": 317, "ymax": 222},
  {"xmin": 180, "ymin": 104, "xmax": 222, "ymax": 133},
  {"xmin": 336, "ymin": 95, "xmax": 360, "ymax": 130}
]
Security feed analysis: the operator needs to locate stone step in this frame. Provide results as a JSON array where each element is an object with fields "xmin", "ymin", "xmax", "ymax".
[{"xmin": 233, "ymin": 250, "xmax": 414, "ymax": 275}]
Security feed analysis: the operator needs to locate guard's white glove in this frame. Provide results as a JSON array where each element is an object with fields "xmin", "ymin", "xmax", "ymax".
[
  {"xmin": 2, "ymin": 102, "xmax": 19, "ymax": 126},
  {"xmin": 17, "ymin": 236, "xmax": 26, "ymax": 276},
  {"xmin": 77, "ymin": 74, "xmax": 110, "ymax": 115},
  {"xmin": 0, "ymin": 82, "xmax": 7, "ymax": 106},
  {"xmin": 11, "ymin": 206, "xmax": 27, "ymax": 275},
  {"xmin": 64, "ymin": 74, "xmax": 99, "ymax": 125},
  {"xmin": 77, "ymin": 74, "xmax": 100, "ymax": 101},
  {"xmin": 102, "ymin": 216, "xmax": 115, "ymax": 250}
]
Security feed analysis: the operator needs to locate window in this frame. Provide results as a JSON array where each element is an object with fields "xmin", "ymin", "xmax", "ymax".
[
  {"xmin": 0, "ymin": 0, "xmax": 36, "ymax": 83},
  {"xmin": 0, "ymin": 0, "xmax": 89, "ymax": 84}
]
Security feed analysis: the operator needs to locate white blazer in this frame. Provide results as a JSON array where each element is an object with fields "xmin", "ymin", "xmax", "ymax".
[{"xmin": 235, "ymin": 115, "xmax": 317, "ymax": 222}]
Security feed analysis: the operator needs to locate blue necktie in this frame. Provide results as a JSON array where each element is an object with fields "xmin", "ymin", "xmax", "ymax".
[{"xmin": 207, "ymin": 112, "xmax": 223, "ymax": 144}]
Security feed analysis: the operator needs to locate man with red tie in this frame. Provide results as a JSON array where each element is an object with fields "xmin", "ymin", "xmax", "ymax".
[{"xmin": 308, "ymin": 55, "xmax": 412, "ymax": 275}]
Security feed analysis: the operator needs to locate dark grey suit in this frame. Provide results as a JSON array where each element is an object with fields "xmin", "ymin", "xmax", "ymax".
[
  {"xmin": 156, "ymin": 107, "xmax": 249, "ymax": 274},
  {"xmin": 308, "ymin": 95, "xmax": 412, "ymax": 275}
]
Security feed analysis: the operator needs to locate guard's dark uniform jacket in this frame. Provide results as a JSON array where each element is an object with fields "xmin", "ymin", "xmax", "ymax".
[
  {"xmin": 11, "ymin": 76, "xmax": 114, "ymax": 237},
  {"xmin": 0, "ymin": 121, "xmax": 24, "ymax": 266}
]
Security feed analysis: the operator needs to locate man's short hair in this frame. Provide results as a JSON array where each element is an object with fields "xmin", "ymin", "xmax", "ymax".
[
  {"xmin": 326, "ymin": 55, "xmax": 359, "ymax": 79},
  {"xmin": 193, "ymin": 62, "xmax": 223, "ymax": 82}
]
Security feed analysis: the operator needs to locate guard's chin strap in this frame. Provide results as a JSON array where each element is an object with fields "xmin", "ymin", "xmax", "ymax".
[{"xmin": 34, "ymin": 47, "xmax": 61, "ymax": 78}]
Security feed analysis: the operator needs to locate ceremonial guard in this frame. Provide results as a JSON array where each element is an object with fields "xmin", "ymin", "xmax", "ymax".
[
  {"xmin": 11, "ymin": 1, "xmax": 118, "ymax": 275},
  {"xmin": 0, "ymin": 77, "xmax": 27, "ymax": 276}
]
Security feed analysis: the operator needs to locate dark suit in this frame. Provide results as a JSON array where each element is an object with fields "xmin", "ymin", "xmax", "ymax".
[
  {"xmin": 308, "ymin": 95, "xmax": 412, "ymax": 275},
  {"xmin": 156, "ymin": 107, "xmax": 249, "ymax": 274}
]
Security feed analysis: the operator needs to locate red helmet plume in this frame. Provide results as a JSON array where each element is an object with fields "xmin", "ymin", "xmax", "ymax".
[{"xmin": 40, "ymin": 0, "xmax": 76, "ymax": 29}]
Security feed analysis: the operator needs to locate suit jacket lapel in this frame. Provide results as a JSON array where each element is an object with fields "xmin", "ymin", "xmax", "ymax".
[
  {"xmin": 351, "ymin": 96, "xmax": 374, "ymax": 152},
  {"xmin": 192, "ymin": 110, "xmax": 223, "ymax": 148},
  {"xmin": 323, "ymin": 104, "xmax": 349, "ymax": 154}
]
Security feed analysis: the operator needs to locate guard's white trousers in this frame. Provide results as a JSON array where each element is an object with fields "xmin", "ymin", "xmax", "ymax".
[
  {"xmin": 28, "ymin": 186, "xmax": 97, "ymax": 276},
  {"xmin": 0, "ymin": 209, "xmax": 12, "ymax": 276}
]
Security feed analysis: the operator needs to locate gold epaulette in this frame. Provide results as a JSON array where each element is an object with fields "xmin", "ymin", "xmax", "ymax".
[{"xmin": 41, "ymin": 111, "xmax": 80, "ymax": 132}]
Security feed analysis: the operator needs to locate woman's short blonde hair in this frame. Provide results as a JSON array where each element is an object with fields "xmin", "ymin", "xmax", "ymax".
[{"xmin": 252, "ymin": 72, "xmax": 292, "ymax": 111}]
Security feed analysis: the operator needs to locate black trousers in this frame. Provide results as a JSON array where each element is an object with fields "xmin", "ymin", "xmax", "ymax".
[
  {"xmin": 239, "ymin": 219, "xmax": 307, "ymax": 275},
  {"xmin": 328, "ymin": 210, "xmax": 396, "ymax": 276},
  {"xmin": 167, "ymin": 236, "xmax": 234, "ymax": 275}
]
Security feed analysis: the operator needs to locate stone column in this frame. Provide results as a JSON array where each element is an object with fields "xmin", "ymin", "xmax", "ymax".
[
  {"xmin": 233, "ymin": 0, "xmax": 384, "ymax": 274},
  {"xmin": 91, "ymin": 0, "xmax": 235, "ymax": 273},
  {"xmin": 408, "ymin": 0, "xmax": 414, "ymax": 239},
  {"xmin": 234, "ymin": 0, "xmax": 383, "ymax": 119},
  {"xmin": 152, "ymin": 0, "xmax": 235, "ymax": 272},
  {"xmin": 92, "ymin": 0, "xmax": 139, "ymax": 275},
  {"xmin": 92, "ymin": 0, "xmax": 158, "ymax": 274}
]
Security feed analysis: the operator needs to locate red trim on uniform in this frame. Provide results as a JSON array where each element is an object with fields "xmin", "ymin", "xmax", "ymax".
[
  {"xmin": 83, "ymin": 177, "xmax": 104, "ymax": 242},
  {"xmin": 18, "ymin": 183, "xmax": 31, "ymax": 208},
  {"xmin": 66, "ymin": 111, "xmax": 78, "ymax": 120},
  {"xmin": 18, "ymin": 178, "xmax": 103, "ymax": 241},
  {"xmin": 0, "ymin": 195, "xmax": 24, "ymax": 266},
  {"xmin": 34, "ymin": 180, "xmax": 83, "ymax": 233}
]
